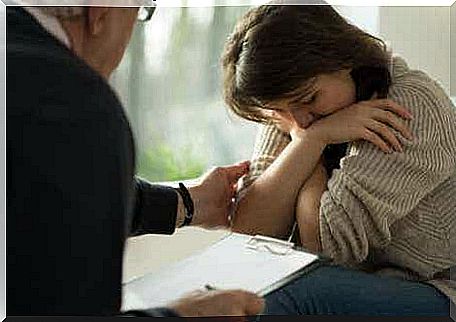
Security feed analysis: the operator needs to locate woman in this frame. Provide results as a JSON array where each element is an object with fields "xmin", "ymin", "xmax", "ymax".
[{"xmin": 221, "ymin": 4, "xmax": 455, "ymax": 316}]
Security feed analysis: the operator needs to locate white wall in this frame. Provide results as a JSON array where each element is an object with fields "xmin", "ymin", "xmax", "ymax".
[
  {"xmin": 335, "ymin": 5, "xmax": 379, "ymax": 36},
  {"xmin": 379, "ymin": 6, "xmax": 452, "ymax": 96},
  {"xmin": 336, "ymin": 6, "xmax": 453, "ymax": 96}
]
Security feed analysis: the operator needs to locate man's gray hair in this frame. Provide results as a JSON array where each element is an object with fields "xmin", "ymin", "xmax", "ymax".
[
  {"xmin": 19, "ymin": 0, "xmax": 154, "ymax": 19},
  {"xmin": 40, "ymin": 7, "xmax": 86, "ymax": 19}
]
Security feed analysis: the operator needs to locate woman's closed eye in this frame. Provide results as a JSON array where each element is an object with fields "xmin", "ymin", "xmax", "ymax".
[
  {"xmin": 292, "ymin": 90, "xmax": 320, "ymax": 107},
  {"xmin": 302, "ymin": 93, "xmax": 318, "ymax": 105}
]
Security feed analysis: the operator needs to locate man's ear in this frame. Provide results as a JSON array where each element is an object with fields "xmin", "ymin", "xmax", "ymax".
[{"xmin": 87, "ymin": 7, "xmax": 110, "ymax": 36}]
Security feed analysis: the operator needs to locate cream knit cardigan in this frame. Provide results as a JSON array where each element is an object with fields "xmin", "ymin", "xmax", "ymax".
[{"xmin": 238, "ymin": 56, "xmax": 456, "ymax": 304}]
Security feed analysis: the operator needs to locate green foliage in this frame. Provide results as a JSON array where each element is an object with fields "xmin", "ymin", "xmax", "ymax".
[
  {"xmin": 115, "ymin": 6, "xmax": 256, "ymax": 183},
  {"xmin": 137, "ymin": 143, "xmax": 206, "ymax": 182}
]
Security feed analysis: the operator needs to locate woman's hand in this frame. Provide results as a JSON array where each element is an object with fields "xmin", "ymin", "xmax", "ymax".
[
  {"xmin": 307, "ymin": 99, "xmax": 414, "ymax": 154},
  {"xmin": 267, "ymin": 109, "xmax": 297, "ymax": 135},
  {"xmin": 187, "ymin": 161, "xmax": 250, "ymax": 230},
  {"xmin": 272, "ymin": 99, "xmax": 414, "ymax": 154}
]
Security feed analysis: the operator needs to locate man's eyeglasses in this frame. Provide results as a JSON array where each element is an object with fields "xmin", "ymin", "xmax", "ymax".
[{"xmin": 137, "ymin": 5, "xmax": 156, "ymax": 22}]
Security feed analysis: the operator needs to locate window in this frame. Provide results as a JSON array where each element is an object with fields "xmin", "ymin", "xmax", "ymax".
[
  {"xmin": 111, "ymin": 6, "xmax": 259, "ymax": 182},
  {"xmin": 111, "ymin": 5, "xmax": 380, "ymax": 183}
]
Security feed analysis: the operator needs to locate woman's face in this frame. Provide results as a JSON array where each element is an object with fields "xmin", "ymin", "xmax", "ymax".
[{"xmin": 263, "ymin": 69, "xmax": 357, "ymax": 129}]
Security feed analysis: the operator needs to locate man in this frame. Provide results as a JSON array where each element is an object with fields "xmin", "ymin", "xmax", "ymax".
[{"xmin": 7, "ymin": 1, "xmax": 264, "ymax": 317}]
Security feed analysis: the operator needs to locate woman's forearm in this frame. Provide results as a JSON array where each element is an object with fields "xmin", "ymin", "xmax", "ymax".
[{"xmin": 232, "ymin": 133, "xmax": 325, "ymax": 239}]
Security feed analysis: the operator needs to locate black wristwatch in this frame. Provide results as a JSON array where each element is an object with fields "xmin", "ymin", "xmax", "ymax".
[{"xmin": 175, "ymin": 182, "xmax": 195, "ymax": 228}]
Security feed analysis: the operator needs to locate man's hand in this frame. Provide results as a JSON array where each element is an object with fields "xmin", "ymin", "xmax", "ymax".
[
  {"xmin": 188, "ymin": 161, "xmax": 250, "ymax": 230},
  {"xmin": 168, "ymin": 289, "xmax": 265, "ymax": 318}
]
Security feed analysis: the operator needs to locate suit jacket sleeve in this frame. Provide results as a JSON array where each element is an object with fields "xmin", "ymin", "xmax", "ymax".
[{"xmin": 130, "ymin": 178, "xmax": 178, "ymax": 236}]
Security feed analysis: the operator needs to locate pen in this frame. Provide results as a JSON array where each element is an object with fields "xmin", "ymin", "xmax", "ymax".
[{"xmin": 204, "ymin": 284, "xmax": 217, "ymax": 291}]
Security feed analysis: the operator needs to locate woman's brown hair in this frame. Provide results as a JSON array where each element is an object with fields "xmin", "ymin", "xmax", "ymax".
[{"xmin": 221, "ymin": 4, "xmax": 392, "ymax": 124}]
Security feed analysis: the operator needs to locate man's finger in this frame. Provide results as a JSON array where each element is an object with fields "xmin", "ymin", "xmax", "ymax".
[
  {"xmin": 232, "ymin": 183, "xmax": 239, "ymax": 195},
  {"xmin": 236, "ymin": 291, "xmax": 265, "ymax": 316},
  {"xmin": 225, "ymin": 161, "xmax": 251, "ymax": 183},
  {"xmin": 245, "ymin": 296, "xmax": 265, "ymax": 316}
]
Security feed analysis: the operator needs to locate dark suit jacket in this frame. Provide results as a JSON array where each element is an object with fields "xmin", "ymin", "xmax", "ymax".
[{"xmin": 7, "ymin": 7, "xmax": 178, "ymax": 316}]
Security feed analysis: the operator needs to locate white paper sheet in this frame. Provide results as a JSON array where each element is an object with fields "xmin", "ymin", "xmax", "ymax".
[{"xmin": 122, "ymin": 233, "xmax": 319, "ymax": 311}]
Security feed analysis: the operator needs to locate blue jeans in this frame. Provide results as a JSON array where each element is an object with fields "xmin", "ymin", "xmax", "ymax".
[{"xmin": 260, "ymin": 264, "xmax": 451, "ymax": 316}]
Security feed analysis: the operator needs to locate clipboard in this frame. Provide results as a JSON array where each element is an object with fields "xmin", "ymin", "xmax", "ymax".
[
  {"xmin": 245, "ymin": 235, "xmax": 331, "ymax": 297},
  {"xmin": 122, "ymin": 232, "xmax": 330, "ymax": 312}
]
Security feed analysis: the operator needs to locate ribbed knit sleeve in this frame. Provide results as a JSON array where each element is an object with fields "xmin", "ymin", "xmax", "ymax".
[
  {"xmin": 319, "ymin": 68, "xmax": 456, "ymax": 266},
  {"xmin": 238, "ymin": 122, "xmax": 290, "ymax": 196}
]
